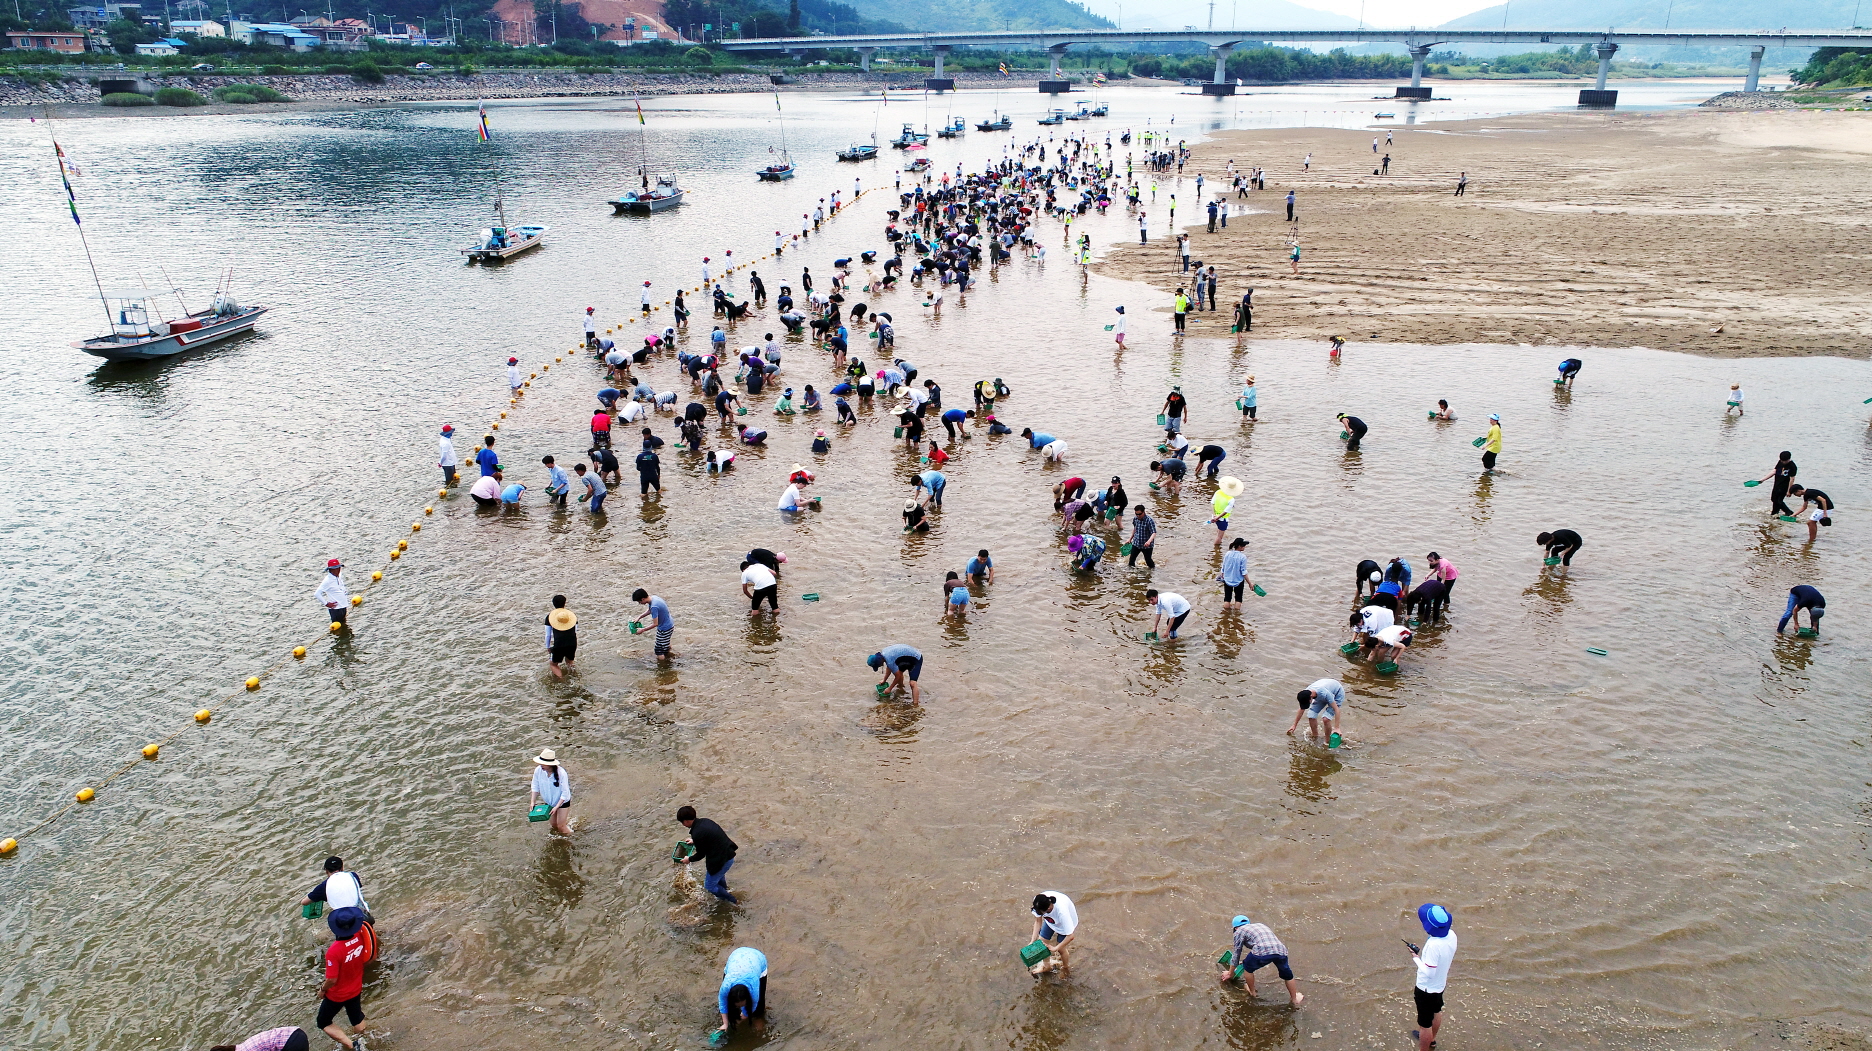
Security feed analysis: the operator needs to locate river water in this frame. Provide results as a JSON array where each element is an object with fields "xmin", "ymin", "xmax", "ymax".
[{"xmin": 2, "ymin": 79, "xmax": 1866, "ymax": 1051}]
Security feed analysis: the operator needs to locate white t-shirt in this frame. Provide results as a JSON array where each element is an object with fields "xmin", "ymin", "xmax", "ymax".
[
  {"xmin": 741, "ymin": 563, "xmax": 776, "ymax": 589},
  {"xmin": 1036, "ymin": 891, "xmax": 1078, "ymax": 936},
  {"xmin": 320, "ymin": 870, "xmax": 365, "ymax": 911},
  {"xmin": 1375, "ymin": 624, "xmax": 1413, "ymax": 647},
  {"xmin": 1359, "ymin": 606, "xmax": 1395, "ymax": 634},
  {"xmin": 1152, "ymin": 592, "xmax": 1191, "ymax": 618},
  {"xmin": 1415, "ymin": 932, "xmax": 1457, "ymax": 992},
  {"xmin": 777, "ymin": 484, "xmax": 803, "ymax": 511}
]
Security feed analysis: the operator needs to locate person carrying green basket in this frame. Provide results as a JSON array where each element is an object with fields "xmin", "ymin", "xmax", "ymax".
[
  {"xmin": 1218, "ymin": 536, "xmax": 1258, "ymax": 609},
  {"xmin": 528, "ymin": 748, "xmax": 573, "ymax": 835},
  {"xmin": 1478, "ymin": 414, "xmax": 1501, "ymax": 472},
  {"xmin": 1217, "ymin": 915, "xmax": 1305, "ymax": 1004},
  {"xmin": 1027, "ymin": 891, "xmax": 1078, "ymax": 975}
]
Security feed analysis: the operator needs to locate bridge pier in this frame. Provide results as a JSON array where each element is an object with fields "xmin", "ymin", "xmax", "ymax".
[
  {"xmin": 1579, "ymin": 42, "xmax": 1618, "ymax": 106},
  {"xmin": 1395, "ymin": 43, "xmax": 1433, "ymax": 98},
  {"xmin": 1744, "ymin": 44, "xmax": 1765, "ymax": 91},
  {"xmin": 857, "ymin": 46, "xmax": 876, "ymax": 72},
  {"xmin": 1039, "ymin": 43, "xmax": 1071, "ymax": 93},
  {"xmin": 1201, "ymin": 43, "xmax": 1236, "ymax": 95},
  {"xmin": 926, "ymin": 44, "xmax": 954, "ymax": 91}
]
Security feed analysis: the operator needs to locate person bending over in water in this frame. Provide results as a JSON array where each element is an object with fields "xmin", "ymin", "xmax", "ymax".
[{"xmin": 1537, "ymin": 529, "xmax": 1583, "ymax": 566}]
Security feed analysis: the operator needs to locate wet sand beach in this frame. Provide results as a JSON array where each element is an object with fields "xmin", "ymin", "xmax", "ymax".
[{"xmin": 1097, "ymin": 108, "xmax": 1872, "ymax": 357}]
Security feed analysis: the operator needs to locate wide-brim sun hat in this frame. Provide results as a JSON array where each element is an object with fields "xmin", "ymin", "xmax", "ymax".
[
  {"xmin": 1419, "ymin": 903, "xmax": 1452, "ymax": 937},
  {"xmin": 548, "ymin": 608, "xmax": 577, "ymax": 631},
  {"xmin": 1218, "ymin": 476, "xmax": 1245, "ymax": 498},
  {"xmin": 534, "ymin": 748, "xmax": 561, "ymax": 766}
]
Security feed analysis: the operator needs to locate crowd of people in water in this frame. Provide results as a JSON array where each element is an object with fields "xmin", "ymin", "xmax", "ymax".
[{"xmin": 264, "ymin": 126, "xmax": 1835, "ymax": 1051}]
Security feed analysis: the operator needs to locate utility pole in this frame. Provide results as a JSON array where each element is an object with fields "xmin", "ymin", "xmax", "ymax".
[{"xmin": 1207, "ymin": 0, "xmax": 1213, "ymax": 30}]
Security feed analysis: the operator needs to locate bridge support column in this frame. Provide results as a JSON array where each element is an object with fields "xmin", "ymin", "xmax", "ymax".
[
  {"xmin": 1579, "ymin": 42, "xmax": 1618, "ymax": 106},
  {"xmin": 1200, "ymin": 43, "xmax": 1236, "ymax": 94},
  {"xmin": 926, "ymin": 44, "xmax": 954, "ymax": 91},
  {"xmin": 1744, "ymin": 44, "xmax": 1764, "ymax": 91},
  {"xmin": 1039, "ymin": 43, "xmax": 1071, "ymax": 93},
  {"xmin": 1395, "ymin": 43, "xmax": 1433, "ymax": 98},
  {"xmin": 857, "ymin": 46, "xmax": 875, "ymax": 72}
]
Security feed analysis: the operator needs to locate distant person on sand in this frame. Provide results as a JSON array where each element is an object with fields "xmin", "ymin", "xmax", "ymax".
[
  {"xmin": 1454, "ymin": 172, "xmax": 1468, "ymax": 196},
  {"xmin": 1285, "ymin": 189, "xmax": 1296, "ymax": 220},
  {"xmin": 1218, "ymin": 915, "xmax": 1305, "ymax": 1005}
]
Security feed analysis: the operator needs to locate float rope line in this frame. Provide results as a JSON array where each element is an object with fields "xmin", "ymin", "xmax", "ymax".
[
  {"xmin": 0, "ymin": 189, "xmax": 882, "ymax": 858},
  {"xmin": 0, "ymin": 345, "xmax": 573, "ymax": 858}
]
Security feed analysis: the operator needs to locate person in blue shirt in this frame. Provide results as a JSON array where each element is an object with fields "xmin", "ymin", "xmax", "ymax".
[
  {"xmin": 475, "ymin": 436, "xmax": 500, "ymax": 478},
  {"xmin": 633, "ymin": 589, "xmax": 675, "ymax": 661},
  {"xmin": 917, "ymin": 469, "xmax": 946, "ymax": 508},
  {"xmin": 941, "ymin": 406, "xmax": 969, "ymax": 441},
  {"xmin": 541, "ymin": 455, "xmax": 570, "ymax": 508},
  {"xmin": 1072, "ymin": 533, "xmax": 1106, "ymax": 571},
  {"xmin": 867, "ymin": 644, "xmax": 924, "ymax": 703},
  {"xmin": 987, "ymin": 415, "xmax": 1013, "ymax": 436},
  {"xmin": 966, "ymin": 549, "xmax": 994, "ymax": 585},
  {"xmin": 715, "ymin": 946, "xmax": 768, "ymax": 1038},
  {"xmin": 1778, "ymin": 585, "xmax": 1825, "ymax": 635},
  {"xmin": 802, "ymin": 385, "xmax": 822, "ymax": 411},
  {"xmin": 1020, "ymin": 428, "xmax": 1056, "ymax": 449},
  {"xmin": 1385, "ymin": 557, "xmax": 1413, "ymax": 593},
  {"xmin": 597, "ymin": 387, "xmax": 621, "ymax": 410},
  {"xmin": 499, "ymin": 481, "xmax": 525, "ymax": 505},
  {"xmin": 1218, "ymin": 537, "xmax": 1254, "ymax": 608}
]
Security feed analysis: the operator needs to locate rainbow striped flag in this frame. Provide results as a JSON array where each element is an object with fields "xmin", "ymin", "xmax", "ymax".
[
  {"xmin": 998, "ymin": 62, "xmax": 1009, "ymax": 76},
  {"xmin": 635, "ymin": 96, "xmax": 646, "ymax": 124},
  {"xmin": 53, "ymin": 139, "xmax": 79, "ymax": 225},
  {"xmin": 476, "ymin": 99, "xmax": 491, "ymax": 141}
]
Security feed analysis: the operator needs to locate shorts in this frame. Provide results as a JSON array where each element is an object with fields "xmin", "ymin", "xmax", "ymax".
[
  {"xmin": 1306, "ymin": 700, "xmax": 1338, "ymax": 720},
  {"xmin": 1238, "ymin": 952, "xmax": 1295, "ymax": 981},
  {"xmin": 1215, "ymin": 518, "xmax": 1229, "ymax": 532},
  {"xmin": 654, "ymin": 626, "xmax": 673, "ymax": 655},
  {"xmin": 895, "ymin": 658, "xmax": 924, "ymax": 682},
  {"xmin": 1414, "ymin": 987, "xmax": 1445, "ymax": 1028},
  {"xmin": 1222, "ymin": 582, "xmax": 1244, "ymax": 602},
  {"xmin": 948, "ymin": 590, "xmax": 968, "ymax": 606},
  {"xmin": 1040, "ymin": 922, "xmax": 1071, "ymax": 944},
  {"xmin": 317, "ymin": 995, "xmax": 365, "ymax": 1029},
  {"xmin": 550, "ymin": 639, "xmax": 577, "ymax": 664}
]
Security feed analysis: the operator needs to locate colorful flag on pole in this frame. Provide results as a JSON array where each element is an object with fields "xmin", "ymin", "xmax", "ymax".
[
  {"xmin": 774, "ymin": 91, "xmax": 783, "ymax": 111},
  {"xmin": 1093, "ymin": 72, "xmax": 1106, "ymax": 85},
  {"xmin": 476, "ymin": 100, "xmax": 491, "ymax": 141},
  {"xmin": 53, "ymin": 139, "xmax": 80, "ymax": 226},
  {"xmin": 998, "ymin": 62, "xmax": 1009, "ymax": 76},
  {"xmin": 634, "ymin": 97, "xmax": 646, "ymax": 124}
]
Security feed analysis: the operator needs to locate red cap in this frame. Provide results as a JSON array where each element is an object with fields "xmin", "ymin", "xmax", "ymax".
[
  {"xmin": 643, "ymin": 280, "xmax": 651, "ymax": 286},
  {"xmin": 585, "ymin": 306, "xmax": 594, "ymax": 312},
  {"xmin": 326, "ymin": 558, "xmax": 342, "ymax": 568},
  {"xmin": 441, "ymin": 423, "xmax": 454, "ymax": 433},
  {"xmin": 507, "ymin": 356, "xmax": 518, "ymax": 364}
]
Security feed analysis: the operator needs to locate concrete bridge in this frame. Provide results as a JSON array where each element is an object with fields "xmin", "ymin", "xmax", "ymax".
[{"xmin": 719, "ymin": 27, "xmax": 1872, "ymax": 105}]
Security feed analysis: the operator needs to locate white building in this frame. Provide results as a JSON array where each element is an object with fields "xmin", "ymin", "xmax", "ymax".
[{"xmin": 170, "ymin": 19, "xmax": 225, "ymax": 36}]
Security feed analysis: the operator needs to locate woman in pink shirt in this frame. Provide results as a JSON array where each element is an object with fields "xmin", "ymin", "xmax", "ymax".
[
  {"xmin": 1427, "ymin": 552, "xmax": 1459, "ymax": 603},
  {"xmin": 212, "ymin": 1027, "xmax": 308, "ymax": 1051}
]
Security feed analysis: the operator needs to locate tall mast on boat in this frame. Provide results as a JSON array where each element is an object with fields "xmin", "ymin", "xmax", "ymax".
[
  {"xmin": 477, "ymin": 98, "xmax": 511, "ymax": 230},
  {"xmin": 774, "ymin": 91, "xmax": 791, "ymax": 165},
  {"xmin": 43, "ymin": 108, "xmax": 114, "ymax": 331}
]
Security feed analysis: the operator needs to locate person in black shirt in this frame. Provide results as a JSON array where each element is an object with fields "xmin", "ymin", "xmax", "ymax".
[
  {"xmin": 677, "ymin": 805, "xmax": 739, "ymax": 903},
  {"xmin": 749, "ymin": 270, "xmax": 766, "ymax": 305},
  {"xmin": 745, "ymin": 548, "xmax": 782, "ymax": 578},
  {"xmin": 1756, "ymin": 451, "xmax": 1798, "ymax": 516},
  {"xmin": 1556, "ymin": 358, "xmax": 1582, "ymax": 386},
  {"xmin": 1355, "ymin": 558, "xmax": 1383, "ymax": 596},
  {"xmin": 635, "ymin": 448, "xmax": 660, "ymax": 495},
  {"xmin": 639, "ymin": 427, "xmax": 665, "ymax": 452},
  {"xmin": 1537, "ymin": 529, "xmax": 1583, "ymax": 566},
  {"xmin": 589, "ymin": 446, "xmax": 620, "ymax": 486},
  {"xmin": 1337, "ymin": 413, "xmax": 1367, "ymax": 451},
  {"xmin": 1787, "ymin": 484, "xmax": 1832, "ymax": 541}
]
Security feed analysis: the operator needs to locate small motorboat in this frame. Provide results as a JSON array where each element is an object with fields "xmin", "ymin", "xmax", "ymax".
[
  {"xmin": 975, "ymin": 113, "xmax": 1012, "ymax": 131},
  {"xmin": 462, "ymin": 223, "xmax": 547, "ymax": 260},
  {"xmin": 907, "ymin": 156, "xmax": 932, "ymax": 172},
  {"xmin": 1037, "ymin": 109, "xmax": 1065, "ymax": 126},
  {"xmin": 1374, "ymin": 112, "xmax": 1396, "ymax": 119},
  {"xmin": 935, "ymin": 117, "xmax": 966, "ymax": 138},
  {"xmin": 890, "ymin": 123, "xmax": 929, "ymax": 148},
  {"xmin": 1066, "ymin": 101, "xmax": 1092, "ymax": 121},
  {"xmin": 75, "ymin": 289, "xmax": 266, "ymax": 361},
  {"xmin": 609, "ymin": 174, "xmax": 685, "ymax": 213},
  {"xmin": 1090, "ymin": 103, "xmax": 1109, "ymax": 117},
  {"xmin": 838, "ymin": 143, "xmax": 879, "ymax": 161},
  {"xmin": 756, "ymin": 160, "xmax": 796, "ymax": 181}
]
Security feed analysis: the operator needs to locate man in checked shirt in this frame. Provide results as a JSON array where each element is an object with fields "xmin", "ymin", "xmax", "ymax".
[{"xmin": 1218, "ymin": 915, "xmax": 1305, "ymax": 1005}]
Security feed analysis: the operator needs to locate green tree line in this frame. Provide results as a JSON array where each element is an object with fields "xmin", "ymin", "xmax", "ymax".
[{"xmin": 1791, "ymin": 47, "xmax": 1872, "ymax": 85}]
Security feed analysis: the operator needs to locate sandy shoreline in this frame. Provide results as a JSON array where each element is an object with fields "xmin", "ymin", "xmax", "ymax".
[{"xmin": 1097, "ymin": 108, "xmax": 1872, "ymax": 358}]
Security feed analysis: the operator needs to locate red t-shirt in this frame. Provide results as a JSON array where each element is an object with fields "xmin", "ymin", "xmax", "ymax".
[
  {"xmin": 591, "ymin": 412, "xmax": 612, "ymax": 433},
  {"xmin": 324, "ymin": 934, "xmax": 368, "ymax": 1002}
]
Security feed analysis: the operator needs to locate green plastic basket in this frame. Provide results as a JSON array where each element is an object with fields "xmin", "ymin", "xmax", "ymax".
[
  {"xmin": 1544, "ymin": 557, "xmax": 1562, "ymax": 566},
  {"xmin": 1339, "ymin": 430, "xmax": 1350, "ymax": 440},
  {"xmin": 1327, "ymin": 731, "xmax": 1343, "ymax": 748},
  {"xmin": 528, "ymin": 803, "xmax": 552, "ymax": 822},
  {"xmin": 1796, "ymin": 627, "xmax": 1818, "ymax": 638},
  {"xmin": 801, "ymin": 592, "xmax": 821, "ymax": 601},
  {"xmin": 1251, "ymin": 584, "xmax": 1266, "ymax": 597},
  {"xmin": 1777, "ymin": 514, "xmax": 1798, "ymax": 523},
  {"xmin": 1120, "ymin": 543, "xmax": 1133, "ymax": 556},
  {"xmin": 1376, "ymin": 661, "xmax": 1399, "ymax": 675},
  {"xmin": 1743, "ymin": 479, "xmax": 1761, "ymax": 487},
  {"xmin": 302, "ymin": 901, "xmax": 324, "ymax": 919},
  {"xmin": 1020, "ymin": 940, "xmax": 1053, "ymax": 967},
  {"xmin": 893, "ymin": 426, "xmax": 904, "ymax": 438},
  {"xmin": 1339, "ymin": 642, "xmax": 1359, "ymax": 656},
  {"xmin": 672, "ymin": 841, "xmax": 696, "ymax": 862},
  {"xmin": 1156, "ymin": 413, "xmax": 1167, "ymax": 426},
  {"xmin": 1471, "ymin": 436, "xmax": 1487, "ymax": 447}
]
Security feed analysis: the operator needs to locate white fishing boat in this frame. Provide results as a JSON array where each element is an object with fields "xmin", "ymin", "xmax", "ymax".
[
  {"xmin": 75, "ymin": 287, "xmax": 266, "ymax": 362},
  {"xmin": 757, "ymin": 91, "xmax": 797, "ymax": 180},
  {"xmin": 44, "ymin": 122, "xmax": 266, "ymax": 363},
  {"xmin": 610, "ymin": 95, "xmax": 684, "ymax": 213},
  {"xmin": 610, "ymin": 173, "xmax": 686, "ymax": 213},
  {"xmin": 461, "ymin": 221, "xmax": 547, "ymax": 260}
]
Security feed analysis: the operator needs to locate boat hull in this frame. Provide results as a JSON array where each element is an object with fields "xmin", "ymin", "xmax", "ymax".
[
  {"xmin": 610, "ymin": 190, "xmax": 685, "ymax": 214},
  {"xmin": 74, "ymin": 306, "xmax": 266, "ymax": 361},
  {"xmin": 756, "ymin": 166, "xmax": 796, "ymax": 181},
  {"xmin": 837, "ymin": 149, "xmax": 878, "ymax": 162}
]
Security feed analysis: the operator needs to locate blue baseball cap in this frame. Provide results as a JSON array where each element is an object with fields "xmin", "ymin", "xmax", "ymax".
[
  {"xmin": 1231, "ymin": 915, "xmax": 1250, "ymax": 928},
  {"xmin": 1418, "ymin": 903, "xmax": 1452, "ymax": 937}
]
